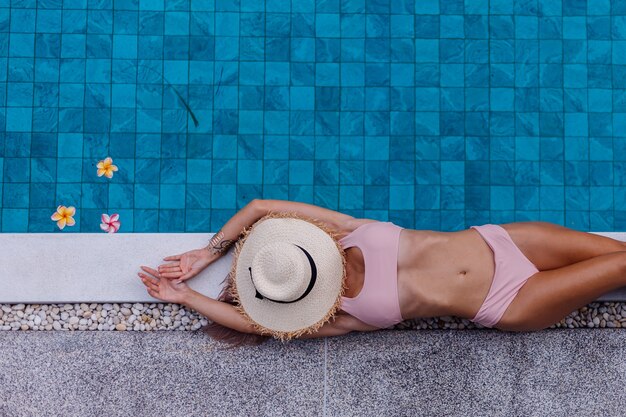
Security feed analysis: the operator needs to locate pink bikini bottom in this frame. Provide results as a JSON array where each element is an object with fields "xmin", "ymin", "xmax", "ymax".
[{"xmin": 469, "ymin": 224, "xmax": 540, "ymax": 328}]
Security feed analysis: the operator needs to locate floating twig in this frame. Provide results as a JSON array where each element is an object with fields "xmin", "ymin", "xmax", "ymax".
[
  {"xmin": 136, "ymin": 64, "xmax": 200, "ymax": 128},
  {"xmin": 214, "ymin": 65, "xmax": 224, "ymax": 98}
]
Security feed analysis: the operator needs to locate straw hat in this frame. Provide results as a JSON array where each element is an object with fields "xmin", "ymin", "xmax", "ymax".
[{"xmin": 227, "ymin": 211, "xmax": 347, "ymax": 341}]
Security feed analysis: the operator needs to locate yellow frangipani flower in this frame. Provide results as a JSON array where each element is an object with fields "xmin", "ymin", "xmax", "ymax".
[
  {"xmin": 51, "ymin": 205, "xmax": 76, "ymax": 230},
  {"xmin": 97, "ymin": 157, "xmax": 119, "ymax": 178}
]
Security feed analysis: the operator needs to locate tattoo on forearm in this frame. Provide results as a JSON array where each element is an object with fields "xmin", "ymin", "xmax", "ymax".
[{"xmin": 206, "ymin": 230, "xmax": 235, "ymax": 255}]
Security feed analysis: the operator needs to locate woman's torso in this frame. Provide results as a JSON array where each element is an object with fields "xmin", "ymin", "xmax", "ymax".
[{"xmin": 337, "ymin": 221, "xmax": 496, "ymax": 322}]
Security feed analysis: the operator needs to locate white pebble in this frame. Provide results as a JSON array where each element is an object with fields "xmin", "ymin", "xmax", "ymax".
[{"xmin": 20, "ymin": 300, "xmax": 626, "ymax": 334}]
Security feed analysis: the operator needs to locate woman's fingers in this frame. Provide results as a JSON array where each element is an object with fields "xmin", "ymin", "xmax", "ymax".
[
  {"xmin": 159, "ymin": 271, "xmax": 182, "ymax": 278},
  {"xmin": 140, "ymin": 265, "xmax": 160, "ymax": 277},
  {"xmin": 158, "ymin": 265, "xmax": 180, "ymax": 273},
  {"xmin": 138, "ymin": 273, "xmax": 159, "ymax": 292},
  {"xmin": 177, "ymin": 272, "xmax": 195, "ymax": 282},
  {"xmin": 163, "ymin": 255, "xmax": 182, "ymax": 261},
  {"xmin": 158, "ymin": 262, "xmax": 180, "ymax": 269},
  {"xmin": 139, "ymin": 267, "xmax": 157, "ymax": 280},
  {"xmin": 171, "ymin": 271, "xmax": 194, "ymax": 284}
]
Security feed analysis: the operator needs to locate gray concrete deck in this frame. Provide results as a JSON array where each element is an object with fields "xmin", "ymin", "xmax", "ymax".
[{"xmin": 2, "ymin": 329, "xmax": 626, "ymax": 416}]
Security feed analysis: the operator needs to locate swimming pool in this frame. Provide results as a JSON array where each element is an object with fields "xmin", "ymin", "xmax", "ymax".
[{"xmin": 0, "ymin": 0, "xmax": 622, "ymax": 233}]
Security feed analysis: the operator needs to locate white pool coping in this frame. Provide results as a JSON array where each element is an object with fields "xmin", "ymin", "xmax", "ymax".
[
  {"xmin": 0, "ymin": 233, "xmax": 233, "ymax": 304},
  {"xmin": 1, "ymin": 232, "xmax": 626, "ymax": 304}
]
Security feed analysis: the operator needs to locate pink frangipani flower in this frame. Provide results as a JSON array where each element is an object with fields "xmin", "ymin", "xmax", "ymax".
[{"xmin": 100, "ymin": 213, "xmax": 121, "ymax": 233}]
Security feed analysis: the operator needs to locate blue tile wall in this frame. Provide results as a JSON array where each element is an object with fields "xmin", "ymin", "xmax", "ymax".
[{"xmin": 1, "ymin": 0, "xmax": 625, "ymax": 232}]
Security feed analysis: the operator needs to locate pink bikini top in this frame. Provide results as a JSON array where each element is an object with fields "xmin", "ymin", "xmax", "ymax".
[{"xmin": 339, "ymin": 221, "xmax": 405, "ymax": 328}]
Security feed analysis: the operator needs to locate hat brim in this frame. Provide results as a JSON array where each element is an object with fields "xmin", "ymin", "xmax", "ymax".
[{"xmin": 228, "ymin": 211, "xmax": 347, "ymax": 341}]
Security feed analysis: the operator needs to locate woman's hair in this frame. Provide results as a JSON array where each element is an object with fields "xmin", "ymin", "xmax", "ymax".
[
  {"xmin": 196, "ymin": 210, "xmax": 348, "ymax": 348},
  {"xmin": 196, "ymin": 270, "xmax": 271, "ymax": 349}
]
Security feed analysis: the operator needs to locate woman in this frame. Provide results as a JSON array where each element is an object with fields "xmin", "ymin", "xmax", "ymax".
[{"xmin": 138, "ymin": 199, "xmax": 626, "ymax": 346}]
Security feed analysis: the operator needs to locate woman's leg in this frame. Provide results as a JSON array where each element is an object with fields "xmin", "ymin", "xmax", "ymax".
[
  {"xmin": 500, "ymin": 221, "xmax": 626, "ymax": 271},
  {"xmin": 495, "ymin": 251, "xmax": 626, "ymax": 332}
]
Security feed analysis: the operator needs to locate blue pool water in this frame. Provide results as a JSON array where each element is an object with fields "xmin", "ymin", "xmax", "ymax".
[{"xmin": 0, "ymin": 0, "xmax": 624, "ymax": 233}]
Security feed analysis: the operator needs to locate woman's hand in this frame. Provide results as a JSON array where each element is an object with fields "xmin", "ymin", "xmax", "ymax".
[
  {"xmin": 138, "ymin": 266, "xmax": 193, "ymax": 305},
  {"xmin": 157, "ymin": 248, "xmax": 215, "ymax": 284}
]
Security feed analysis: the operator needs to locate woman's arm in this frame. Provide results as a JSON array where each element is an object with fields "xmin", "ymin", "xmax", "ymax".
[
  {"xmin": 258, "ymin": 199, "xmax": 356, "ymax": 234},
  {"xmin": 157, "ymin": 200, "xmax": 267, "ymax": 280},
  {"xmin": 202, "ymin": 199, "xmax": 264, "ymax": 258},
  {"xmin": 205, "ymin": 199, "xmax": 356, "ymax": 260},
  {"xmin": 184, "ymin": 289, "xmax": 263, "ymax": 334},
  {"xmin": 184, "ymin": 289, "xmax": 347, "ymax": 338},
  {"xmin": 296, "ymin": 314, "xmax": 381, "ymax": 339}
]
